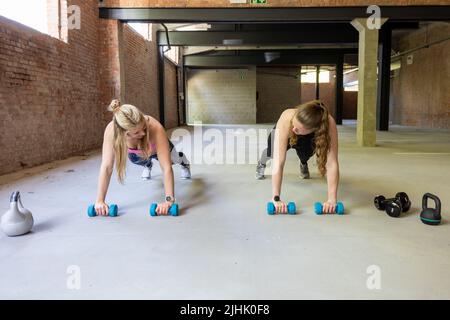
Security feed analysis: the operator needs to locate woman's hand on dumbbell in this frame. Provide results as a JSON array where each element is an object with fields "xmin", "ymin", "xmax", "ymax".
[
  {"xmin": 322, "ymin": 199, "xmax": 337, "ymax": 214},
  {"xmin": 272, "ymin": 200, "xmax": 287, "ymax": 214},
  {"xmin": 155, "ymin": 201, "xmax": 172, "ymax": 215},
  {"xmin": 95, "ymin": 200, "xmax": 109, "ymax": 216}
]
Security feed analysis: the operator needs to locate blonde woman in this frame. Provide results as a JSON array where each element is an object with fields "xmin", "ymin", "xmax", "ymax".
[
  {"xmin": 94, "ymin": 100, "xmax": 191, "ymax": 216},
  {"xmin": 256, "ymin": 100, "xmax": 340, "ymax": 214}
]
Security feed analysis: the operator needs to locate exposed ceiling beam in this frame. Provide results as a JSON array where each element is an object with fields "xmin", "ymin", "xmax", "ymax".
[
  {"xmin": 157, "ymin": 29, "xmax": 358, "ymax": 46},
  {"xmin": 99, "ymin": 7, "xmax": 450, "ymax": 23},
  {"xmin": 183, "ymin": 44, "xmax": 358, "ymax": 55},
  {"xmin": 184, "ymin": 49, "xmax": 356, "ymax": 67}
]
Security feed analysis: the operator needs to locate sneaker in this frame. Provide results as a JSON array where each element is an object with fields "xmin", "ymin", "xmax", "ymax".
[
  {"xmin": 180, "ymin": 164, "xmax": 191, "ymax": 179},
  {"xmin": 255, "ymin": 162, "xmax": 266, "ymax": 180},
  {"xmin": 300, "ymin": 162, "xmax": 310, "ymax": 179},
  {"xmin": 141, "ymin": 166, "xmax": 152, "ymax": 180}
]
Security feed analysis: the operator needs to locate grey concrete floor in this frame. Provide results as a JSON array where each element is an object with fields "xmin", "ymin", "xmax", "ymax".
[{"xmin": 0, "ymin": 123, "xmax": 450, "ymax": 300}]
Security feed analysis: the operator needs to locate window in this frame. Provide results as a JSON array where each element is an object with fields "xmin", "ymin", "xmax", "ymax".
[
  {"xmin": 175, "ymin": 23, "xmax": 211, "ymax": 31},
  {"xmin": 0, "ymin": 1, "xmax": 78, "ymax": 42},
  {"xmin": 343, "ymin": 67, "xmax": 359, "ymax": 91},
  {"xmin": 344, "ymin": 81, "xmax": 359, "ymax": 92},
  {"xmin": 163, "ymin": 46, "xmax": 179, "ymax": 65},
  {"xmin": 0, "ymin": 0, "xmax": 48, "ymax": 34},
  {"xmin": 128, "ymin": 23, "xmax": 152, "ymax": 41},
  {"xmin": 301, "ymin": 67, "xmax": 330, "ymax": 83}
]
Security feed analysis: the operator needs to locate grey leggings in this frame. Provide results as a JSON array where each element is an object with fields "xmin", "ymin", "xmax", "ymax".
[{"xmin": 128, "ymin": 140, "xmax": 189, "ymax": 168}]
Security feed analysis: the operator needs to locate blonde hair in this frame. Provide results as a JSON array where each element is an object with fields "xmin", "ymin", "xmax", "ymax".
[
  {"xmin": 289, "ymin": 100, "xmax": 330, "ymax": 177},
  {"xmin": 108, "ymin": 99, "xmax": 151, "ymax": 184}
]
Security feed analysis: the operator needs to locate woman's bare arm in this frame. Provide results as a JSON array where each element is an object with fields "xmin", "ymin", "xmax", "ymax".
[
  {"xmin": 95, "ymin": 122, "xmax": 115, "ymax": 215},
  {"xmin": 153, "ymin": 121, "xmax": 175, "ymax": 214},
  {"xmin": 271, "ymin": 111, "xmax": 291, "ymax": 200},
  {"xmin": 323, "ymin": 115, "xmax": 340, "ymax": 212}
]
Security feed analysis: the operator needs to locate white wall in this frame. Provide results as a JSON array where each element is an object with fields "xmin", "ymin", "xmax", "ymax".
[{"xmin": 187, "ymin": 68, "xmax": 257, "ymax": 124}]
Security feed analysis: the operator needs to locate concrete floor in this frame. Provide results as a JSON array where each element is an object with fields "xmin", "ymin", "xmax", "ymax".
[{"xmin": 1, "ymin": 122, "xmax": 450, "ymax": 300}]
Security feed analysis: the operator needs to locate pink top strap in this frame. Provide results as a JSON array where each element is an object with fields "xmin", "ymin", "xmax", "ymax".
[{"xmin": 128, "ymin": 143, "xmax": 156, "ymax": 154}]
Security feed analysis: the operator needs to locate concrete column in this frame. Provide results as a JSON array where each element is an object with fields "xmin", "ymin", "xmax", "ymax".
[{"xmin": 351, "ymin": 18, "xmax": 387, "ymax": 147}]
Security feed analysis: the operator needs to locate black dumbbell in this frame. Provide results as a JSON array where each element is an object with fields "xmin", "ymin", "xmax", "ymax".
[{"xmin": 374, "ymin": 192, "xmax": 411, "ymax": 218}]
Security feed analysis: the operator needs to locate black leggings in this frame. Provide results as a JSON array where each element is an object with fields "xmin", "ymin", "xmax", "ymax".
[{"xmin": 260, "ymin": 128, "xmax": 316, "ymax": 165}]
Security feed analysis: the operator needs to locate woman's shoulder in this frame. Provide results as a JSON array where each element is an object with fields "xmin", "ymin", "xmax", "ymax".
[
  {"xmin": 281, "ymin": 108, "xmax": 296, "ymax": 118},
  {"xmin": 277, "ymin": 108, "xmax": 296, "ymax": 127},
  {"xmin": 328, "ymin": 114, "xmax": 337, "ymax": 127},
  {"xmin": 145, "ymin": 115, "xmax": 165, "ymax": 131},
  {"xmin": 144, "ymin": 115, "xmax": 158, "ymax": 125},
  {"xmin": 105, "ymin": 120, "xmax": 114, "ymax": 134}
]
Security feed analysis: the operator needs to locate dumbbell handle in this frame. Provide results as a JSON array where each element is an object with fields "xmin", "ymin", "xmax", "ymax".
[
  {"xmin": 376, "ymin": 197, "xmax": 402, "ymax": 210},
  {"xmin": 315, "ymin": 202, "xmax": 344, "ymax": 215},
  {"xmin": 381, "ymin": 197, "xmax": 401, "ymax": 204},
  {"xmin": 150, "ymin": 203, "xmax": 178, "ymax": 216},
  {"xmin": 267, "ymin": 202, "xmax": 296, "ymax": 215}
]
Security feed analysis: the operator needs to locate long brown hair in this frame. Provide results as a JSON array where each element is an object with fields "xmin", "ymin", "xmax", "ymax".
[
  {"xmin": 108, "ymin": 100, "xmax": 152, "ymax": 184},
  {"xmin": 289, "ymin": 100, "xmax": 330, "ymax": 177}
]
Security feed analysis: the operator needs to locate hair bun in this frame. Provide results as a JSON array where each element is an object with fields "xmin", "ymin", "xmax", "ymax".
[{"xmin": 108, "ymin": 99, "xmax": 121, "ymax": 113}]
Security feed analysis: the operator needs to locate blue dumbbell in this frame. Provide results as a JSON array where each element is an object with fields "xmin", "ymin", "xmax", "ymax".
[
  {"xmin": 267, "ymin": 202, "xmax": 296, "ymax": 215},
  {"xmin": 87, "ymin": 204, "xmax": 118, "ymax": 217},
  {"xmin": 314, "ymin": 202, "xmax": 344, "ymax": 215},
  {"xmin": 149, "ymin": 203, "xmax": 179, "ymax": 216}
]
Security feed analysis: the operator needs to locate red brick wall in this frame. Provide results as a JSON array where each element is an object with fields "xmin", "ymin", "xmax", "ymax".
[
  {"xmin": 390, "ymin": 22, "xmax": 450, "ymax": 129},
  {"xmin": 122, "ymin": 24, "xmax": 159, "ymax": 119},
  {"xmin": 100, "ymin": 0, "xmax": 448, "ymax": 7},
  {"xmin": 121, "ymin": 24, "xmax": 180, "ymax": 128},
  {"xmin": 0, "ymin": 1, "xmax": 168, "ymax": 175},
  {"xmin": 343, "ymin": 91, "xmax": 357, "ymax": 119},
  {"xmin": 164, "ymin": 59, "xmax": 179, "ymax": 129},
  {"xmin": 98, "ymin": 19, "xmax": 122, "ymax": 124},
  {"xmin": 0, "ymin": 0, "xmax": 104, "ymax": 175}
]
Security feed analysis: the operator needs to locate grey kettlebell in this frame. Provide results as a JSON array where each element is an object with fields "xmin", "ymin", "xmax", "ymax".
[{"xmin": 1, "ymin": 191, "xmax": 34, "ymax": 236}]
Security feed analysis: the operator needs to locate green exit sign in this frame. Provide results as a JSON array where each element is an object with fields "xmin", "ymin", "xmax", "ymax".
[{"xmin": 251, "ymin": 0, "xmax": 267, "ymax": 4}]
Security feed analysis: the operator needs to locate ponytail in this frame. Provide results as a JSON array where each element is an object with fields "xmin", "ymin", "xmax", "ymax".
[{"xmin": 313, "ymin": 103, "xmax": 330, "ymax": 177}]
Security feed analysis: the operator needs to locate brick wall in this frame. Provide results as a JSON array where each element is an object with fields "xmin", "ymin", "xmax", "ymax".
[
  {"xmin": 100, "ymin": 0, "xmax": 448, "ymax": 7},
  {"xmin": 0, "ymin": 1, "xmax": 168, "ymax": 175},
  {"xmin": 256, "ymin": 67, "xmax": 357, "ymax": 122},
  {"xmin": 301, "ymin": 70, "xmax": 336, "ymax": 118},
  {"xmin": 343, "ymin": 91, "xmax": 357, "ymax": 119},
  {"xmin": 188, "ymin": 66, "xmax": 356, "ymax": 124},
  {"xmin": 256, "ymin": 67, "xmax": 301, "ymax": 124},
  {"xmin": 390, "ymin": 22, "xmax": 450, "ymax": 129},
  {"xmin": 186, "ymin": 68, "xmax": 256, "ymax": 124},
  {"xmin": 121, "ymin": 24, "xmax": 179, "ymax": 129},
  {"xmin": 0, "ymin": 0, "xmax": 104, "ymax": 175},
  {"xmin": 164, "ymin": 59, "xmax": 179, "ymax": 129},
  {"xmin": 122, "ymin": 23, "xmax": 159, "ymax": 119},
  {"xmin": 98, "ymin": 19, "xmax": 122, "ymax": 126}
]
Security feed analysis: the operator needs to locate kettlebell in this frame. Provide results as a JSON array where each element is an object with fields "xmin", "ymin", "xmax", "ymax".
[
  {"xmin": 420, "ymin": 193, "xmax": 442, "ymax": 226},
  {"xmin": 1, "ymin": 191, "xmax": 34, "ymax": 236}
]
